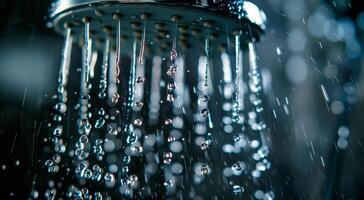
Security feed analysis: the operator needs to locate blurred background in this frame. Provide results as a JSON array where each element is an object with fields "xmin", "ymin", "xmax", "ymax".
[{"xmin": 0, "ymin": 0, "xmax": 364, "ymax": 199}]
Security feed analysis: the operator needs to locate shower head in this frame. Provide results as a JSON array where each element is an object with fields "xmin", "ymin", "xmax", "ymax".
[
  {"xmin": 48, "ymin": 0, "xmax": 266, "ymax": 52},
  {"xmin": 38, "ymin": 1, "xmax": 272, "ymax": 199}
]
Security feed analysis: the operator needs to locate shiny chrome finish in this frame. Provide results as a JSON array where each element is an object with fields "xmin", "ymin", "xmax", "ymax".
[{"xmin": 48, "ymin": 0, "xmax": 266, "ymax": 52}]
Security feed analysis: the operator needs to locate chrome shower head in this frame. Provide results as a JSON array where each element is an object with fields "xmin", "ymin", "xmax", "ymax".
[
  {"xmin": 48, "ymin": 0, "xmax": 266, "ymax": 52},
  {"xmin": 39, "ymin": 1, "xmax": 272, "ymax": 199}
]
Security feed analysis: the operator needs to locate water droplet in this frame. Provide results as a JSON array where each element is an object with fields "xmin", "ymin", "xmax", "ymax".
[
  {"xmin": 133, "ymin": 119, "xmax": 143, "ymax": 126},
  {"xmin": 53, "ymin": 115, "xmax": 62, "ymax": 122},
  {"xmin": 232, "ymin": 185, "xmax": 244, "ymax": 195},
  {"xmin": 232, "ymin": 116, "xmax": 240, "ymax": 123},
  {"xmin": 164, "ymin": 180, "xmax": 174, "ymax": 188},
  {"xmin": 94, "ymin": 192, "xmax": 102, "ymax": 199},
  {"xmin": 166, "ymin": 94, "xmax": 175, "ymax": 102},
  {"xmin": 130, "ymin": 146, "xmax": 143, "ymax": 154},
  {"xmin": 98, "ymin": 108, "xmax": 105, "ymax": 116},
  {"xmin": 30, "ymin": 190, "xmax": 39, "ymax": 199},
  {"xmin": 45, "ymin": 159, "xmax": 54, "ymax": 167},
  {"xmin": 95, "ymin": 118, "xmax": 105, "ymax": 129},
  {"xmin": 231, "ymin": 162, "xmax": 242, "ymax": 172},
  {"xmin": 233, "ymin": 134, "xmax": 241, "ymax": 142},
  {"xmin": 167, "ymin": 82, "xmax": 177, "ymax": 92},
  {"xmin": 135, "ymin": 101, "xmax": 143, "ymax": 108},
  {"xmin": 55, "ymin": 102, "xmax": 67, "ymax": 114},
  {"xmin": 257, "ymin": 145, "xmax": 269, "ymax": 158},
  {"xmin": 167, "ymin": 64, "xmax": 177, "ymax": 78},
  {"xmin": 112, "ymin": 93, "xmax": 120, "ymax": 103},
  {"xmin": 201, "ymin": 164, "xmax": 209, "ymax": 175},
  {"xmin": 51, "ymin": 155, "xmax": 60, "ymax": 165},
  {"xmin": 266, "ymin": 192, "xmax": 276, "ymax": 200},
  {"xmin": 98, "ymin": 92, "xmax": 106, "ymax": 99},
  {"xmin": 163, "ymin": 152, "xmax": 173, "ymax": 164},
  {"xmin": 82, "ymin": 94, "xmax": 90, "ymax": 100},
  {"xmin": 107, "ymin": 125, "xmax": 118, "ymax": 135},
  {"xmin": 127, "ymin": 174, "xmax": 138, "ymax": 187},
  {"xmin": 170, "ymin": 48, "xmax": 178, "ymax": 61},
  {"xmin": 164, "ymin": 119, "xmax": 173, "ymax": 125},
  {"xmin": 200, "ymin": 109, "xmax": 209, "ymax": 118},
  {"xmin": 136, "ymin": 77, "xmax": 145, "ymax": 83},
  {"xmin": 167, "ymin": 136, "xmax": 176, "ymax": 142},
  {"xmin": 201, "ymin": 142, "xmax": 209, "ymax": 150},
  {"xmin": 53, "ymin": 126, "xmax": 63, "ymax": 136},
  {"xmin": 84, "ymin": 169, "xmax": 93, "ymax": 179},
  {"xmin": 79, "ymin": 119, "xmax": 91, "ymax": 135},
  {"xmin": 91, "ymin": 165, "xmax": 103, "ymax": 181},
  {"xmin": 79, "ymin": 135, "xmax": 89, "ymax": 144},
  {"xmin": 45, "ymin": 189, "xmax": 56, "ymax": 199},
  {"xmin": 200, "ymin": 95, "xmax": 210, "ymax": 102}
]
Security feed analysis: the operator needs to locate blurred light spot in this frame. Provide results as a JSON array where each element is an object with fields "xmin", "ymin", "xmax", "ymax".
[
  {"xmin": 331, "ymin": 100, "xmax": 344, "ymax": 114},
  {"xmin": 223, "ymin": 167, "xmax": 233, "ymax": 177},
  {"xmin": 252, "ymin": 170, "xmax": 261, "ymax": 178},
  {"xmin": 171, "ymin": 163, "xmax": 183, "ymax": 174},
  {"xmin": 337, "ymin": 138, "xmax": 348, "ymax": 149},
  {"xmin": 338, "ymin": 126, "xmax": 350, "ymax": 138},
  {"xmin": 224, "ymin": 125, "xmax": 233, "ymax": 133},
  {"xmin": 283, "ymin": 0, "xmax": 305, "ymax": 20},
  {"xmin": 357, "ymin": 12, "xmax": 364, "ymax": 31},
  {"xmin": 250, "ymin": 140, "xmax": 260, "ymax": 148},
  {"xmin": 323, "ymin": 65, "xmax": 338, "ymax": 79},
  {"xmin": 255, "ymin": 190, "xmax": 265, "ymax": 199},
  {"xmin": 339, "ymin": 18, "xmax": 356, "ymax": 42},
  {"xmin": 221, "ymin": 53, "xmax": 232, "ymax": 83},
  {"xmin": 170, "ymin": 141, "xmax": 182, "ymax": 153},
  {"xmin": 287, "ymin": 29, "xmax": 306, "ymax": 52},
  {"xmin": 104, "ymin": 139, "xmax": 115, "ymax": 152},
  {"xmin": 285, "ymin": 55, "xmax": 308, "ymax": 83},
  {"xmin": 223, "ymin": 144, "xmax": 234, "ymax": 153},
  {"xmin": 345, "ymin": 40, "xmax": 361, "ymax": 58}
]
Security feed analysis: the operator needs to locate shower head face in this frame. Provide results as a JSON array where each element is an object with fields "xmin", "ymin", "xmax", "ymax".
[{"xmin": 48, "ymin": 0, "xmax": 266, "ymax": 53}]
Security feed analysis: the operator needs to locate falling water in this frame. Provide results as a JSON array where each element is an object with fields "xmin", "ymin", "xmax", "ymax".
[
  {"xmin": 247, "ymin": 42, "xmax": 272, "ymax": 197},
  {"xmin": 58, "ymin": 27, "xmax": 73, "ymax": 89},
  {"xmin": 44, "ymin": 27, "xmax": 73, "ymax": 176},
  {"xmin": 149, "ymin": 56, "xmax": 162, "ymax": 125},
  {"xmin": 98, "ymin": 37, "xmax": 109, "ymax": 99},
  {"xmin": 248, "ymin": 42, "xmax": 266, "ymax": 131},
  {"xmin": 112, "ymin": 19, "xmax": 121, "ymax": 103},
  {"xmin": 35, "ymin": 5, "xmax": 275, "ymax": 198},
  {"xmin": 118, "ymin": 40, "xmax": 138, "ymax": 193},
  {"xmin": 161, "ymin": 23, "xmax": 180, "ymax": 196},
  {"xmin": 232, "ymin": 34, "xmax": 241, "ymax": 123},
  {"xmin": 138, "ymin": 20, "xmax": 147, "ymax": 65},
  {"xmin": 126, "ymin": 40, "xmax": 137, "ymax": 122},
  {"xmin": 94, "ymin": 36, "xmax": 110, "ymax": 131},
  {"xmin": 204, "ymin": 31, "xmax": 210, "ymax": 87},
  {"xmin": 84, "ymin": 21, "xmax": 90, "ymax": 84}
]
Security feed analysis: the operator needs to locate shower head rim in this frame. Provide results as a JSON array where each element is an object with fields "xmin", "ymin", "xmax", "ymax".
[
  {"xmin": 48, "ymin": 0, "xmax": 267, "ymax": 31},
  {"xmin": 48, "ymin": 0, "xmax": 266, "ymax": 53}
]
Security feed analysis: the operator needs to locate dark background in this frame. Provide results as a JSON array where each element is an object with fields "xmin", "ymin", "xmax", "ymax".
[{"xmin": 0, "ymin": 0, "xmax": 364, "ymax": 199}]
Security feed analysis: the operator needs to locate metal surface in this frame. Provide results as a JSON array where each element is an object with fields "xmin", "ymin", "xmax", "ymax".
[{"xmin": 48, "ymin": 0, "xmax": 266, "ymax": 52}]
